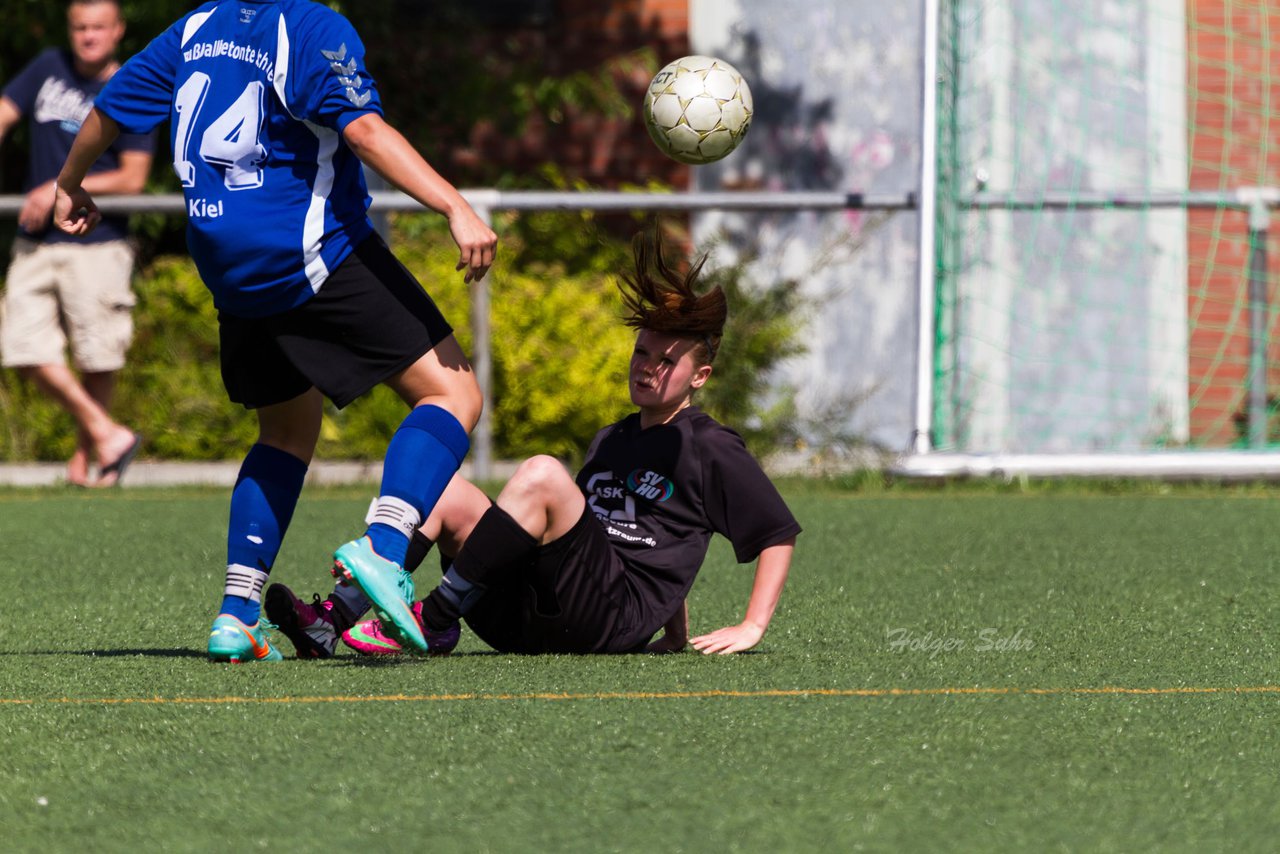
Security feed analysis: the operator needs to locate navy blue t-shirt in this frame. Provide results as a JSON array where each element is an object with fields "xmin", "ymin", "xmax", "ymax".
[{"xmin": 2, "ymin": 48, "xmax": 156, "ymax": 244}]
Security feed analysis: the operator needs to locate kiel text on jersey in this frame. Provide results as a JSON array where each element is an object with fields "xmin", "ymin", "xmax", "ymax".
[{"xmin": 189, "ymin": 197, "xmax": 224, "ymax": 219}]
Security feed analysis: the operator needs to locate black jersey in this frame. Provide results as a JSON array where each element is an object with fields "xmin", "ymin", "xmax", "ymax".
[{"xmin": 576, "ymin": 406, "xmax": 802, "ymax": 633}]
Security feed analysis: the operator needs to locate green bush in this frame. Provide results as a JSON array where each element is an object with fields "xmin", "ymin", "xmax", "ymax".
[
  {"xmin": 696, "ymin": 250, "xmax": 806, "ymax": 453},
  {"xmin": 0, "ymin": 354, "xmax": 71, "ymax": 462},
  {"xmin": 0, "ymin": 215, "xmax": 804, "ymax": 464},
  {"xmin": 340, "ymin": 212, "xmax": 636, "ymax": 461},
  {"xmin": 115, "ymin": 256, "xmax": 256, "ymax": 458}
]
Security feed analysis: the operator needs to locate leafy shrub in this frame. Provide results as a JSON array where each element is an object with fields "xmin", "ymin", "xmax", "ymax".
[
  {"xmin": 696, "ymin": 250, "xmax": 806, "ymax": 454},
  {"xmin": 342, "ymin": 212, "xmax": 637, "ymax": 461},
  {"xmin": 0, "ymin": 214, "xmax": 804, "ymax": 464}
]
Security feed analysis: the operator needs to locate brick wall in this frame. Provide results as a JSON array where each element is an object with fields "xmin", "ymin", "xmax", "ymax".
[{"xmin": 1187, "ymin": 1, "xmax": 1280, "ymax": 444}]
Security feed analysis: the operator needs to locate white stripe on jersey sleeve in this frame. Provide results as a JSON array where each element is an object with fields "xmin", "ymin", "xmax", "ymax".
[
  {"xmin": 181, "ymin": 9, "xmax": 217, "ymax": 47},
  {"xmin": 271, "ymin": 11, "xmax": 298, "ymax": 120},
  {"xmin": 302, "ymin": 121, "xmax": 337, "ymax": 291}
]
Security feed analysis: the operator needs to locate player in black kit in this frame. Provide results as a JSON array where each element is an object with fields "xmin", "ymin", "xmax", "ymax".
[{"xmin": 267, "ymin": 228, "xmax": 801, "ymax": 657}]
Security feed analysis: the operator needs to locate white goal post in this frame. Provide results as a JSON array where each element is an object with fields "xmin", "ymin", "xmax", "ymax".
[{"xmin": 900, "ymin": 0, "xmax": 1280, "ymax": 480}]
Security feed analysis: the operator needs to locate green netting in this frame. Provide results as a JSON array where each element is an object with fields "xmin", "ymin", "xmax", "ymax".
[{"xmin": 933, "ymin": 0, "xmax": 1280, "ymax": 453}]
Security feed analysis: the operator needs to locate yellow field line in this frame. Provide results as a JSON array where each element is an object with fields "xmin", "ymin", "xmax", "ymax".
[{"xmin": 2, "ymin": 685, "xmax": 1280, "ymax": 706}]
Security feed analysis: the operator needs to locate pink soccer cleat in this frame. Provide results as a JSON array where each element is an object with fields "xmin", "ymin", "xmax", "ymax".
[{"xmin": 341, "ymin": 600, "xmax": 459, "ymax": 657}]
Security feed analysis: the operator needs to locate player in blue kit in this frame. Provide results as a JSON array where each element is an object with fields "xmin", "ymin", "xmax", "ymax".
[{"xmin": 53, "ymin": 0, "xmax": 497, "ymax": 661}]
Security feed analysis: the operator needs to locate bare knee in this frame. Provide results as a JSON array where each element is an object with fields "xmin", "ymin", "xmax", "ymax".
[
  {"xmin": 497, "ymin": 456, "xmax": 577, "ymax": 522},
  {"xmin": 256, "ymin": 432, "xmax": 317, "ymax": 464},
  {"xmin": 507, "ymin": 455, "xmax": 573, "ymax": 499},
  {"xmin": 255, "ymin": 389, "xmax": 323, "ymax": 462},
  {"xmin": 15, "ymin": 365, "xmax": 47, "ymax": 385},
  {"xmin": 425, "ymin": 474, "xmax": 491, "ymax": 551},
  {"xmin": 497, "ymin": 455, "xmax": 584, "ymax": 542},
  {"xmin": 449, "ymin": 379, "xmax": 483, "ymax": 433},
  {"xmin": 394, "ymin": 336, "xmax": 484, "ymax": 431}
]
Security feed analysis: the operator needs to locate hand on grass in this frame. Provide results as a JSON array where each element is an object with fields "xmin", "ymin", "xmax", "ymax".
[{"xmin": 690, "ymin": 621, "xmax": 765, "ymax": 655}]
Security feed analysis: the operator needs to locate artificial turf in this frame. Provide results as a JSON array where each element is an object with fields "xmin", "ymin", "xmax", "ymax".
[{"xmin": 2, "ymin": 482, "xmax": 1278, "ymax": 851}]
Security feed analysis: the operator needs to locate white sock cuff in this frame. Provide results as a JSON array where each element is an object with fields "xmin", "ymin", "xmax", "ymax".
[
  {"xmin": 224, "ymin": 563, "xmax": 269, "ymax": 603},
  {"xmin": 365, "ymin": 495, "xmax": 422, "ymax": 537}
]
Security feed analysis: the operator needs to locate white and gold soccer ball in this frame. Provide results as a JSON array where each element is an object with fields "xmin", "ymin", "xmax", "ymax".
[{"xmin": 643, "ymin": 55, "xmax": 753, "ymax": 165}]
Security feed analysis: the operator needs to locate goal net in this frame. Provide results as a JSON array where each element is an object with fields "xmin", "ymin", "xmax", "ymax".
[{"xmin": 904, "ymin": 0, "xmax": 1280, "ymax": 477}]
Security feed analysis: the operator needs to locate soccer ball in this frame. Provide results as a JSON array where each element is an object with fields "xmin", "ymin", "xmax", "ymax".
[{"xmin": 643, "ymin": 55, "xmax": 753, "ymax": 165}]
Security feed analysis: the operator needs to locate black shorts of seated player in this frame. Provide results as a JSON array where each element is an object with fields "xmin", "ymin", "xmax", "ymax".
[
  {"xmin": 461, "ymin": 506, "xmax": 643, "ymax": 654},
  {"xmin": 218, "ymin": 234, "xmax": 454, "ymax": 410}
]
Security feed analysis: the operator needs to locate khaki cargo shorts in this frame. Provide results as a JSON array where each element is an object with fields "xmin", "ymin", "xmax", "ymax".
[{"xmin": 0, "ymin": 238, "xmax": 137, "ymax": 372}]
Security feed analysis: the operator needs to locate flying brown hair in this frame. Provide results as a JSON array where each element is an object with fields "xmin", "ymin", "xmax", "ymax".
[{"xmin": 618, "ymin": 229, "xmax": 727, "ymax": 364}]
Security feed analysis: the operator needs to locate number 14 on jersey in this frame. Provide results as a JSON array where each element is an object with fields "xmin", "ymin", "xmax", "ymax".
[{"xmin": 173, "ymin": 72, "xmax": 267, "ymax": 191}]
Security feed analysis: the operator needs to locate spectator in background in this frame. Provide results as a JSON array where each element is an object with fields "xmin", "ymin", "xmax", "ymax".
[{"xmin": 0, "ymin": 0, "xmax": 152, "ymax": 486}]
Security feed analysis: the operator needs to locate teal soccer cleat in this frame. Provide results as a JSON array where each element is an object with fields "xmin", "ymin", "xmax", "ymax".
[
  {"xmin": 207, "ymin": 614, "xmax": 284, "ymax": 663},
  {"xmin": 332, "ymin": 537, "xmax": 428, "ymax": 653}
]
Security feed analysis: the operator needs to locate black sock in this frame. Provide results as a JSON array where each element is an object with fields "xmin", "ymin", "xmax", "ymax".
[
  {"xmin": 324, "ymin": 593, "xmax": 360, "ymax": 636},
  {"xmin": 404, "ymin": 529, "xmax": 434, "ymax": 573},
  {"xmin": 420, "ymin": 505, "xmax": 537, "ymax": 631}
]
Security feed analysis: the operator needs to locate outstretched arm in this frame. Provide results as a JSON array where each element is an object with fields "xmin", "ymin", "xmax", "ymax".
[
  {"xmin": 690, "ymin": 537, "xmax": 795, "ymax": 655},
  {"xmin": 54, "ymin": 107, "xmax": 120, "ymax": 236},
  {"xmin": 81, "ymin": 149, "xmax": 152, "ymax": 195},
  {"xmin": 342, "ymin": 113, "xmax": 496, "ymax": 284}
]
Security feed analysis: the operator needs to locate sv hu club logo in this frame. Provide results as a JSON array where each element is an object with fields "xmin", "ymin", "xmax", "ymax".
[{"xmin": 626, "ymin": 469, "xmax": 674, "ymax": 502}]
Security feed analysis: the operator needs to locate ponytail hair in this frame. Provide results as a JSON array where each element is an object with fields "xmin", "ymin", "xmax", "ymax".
[{"xmin": 618, "ymin": 228, "xmax": 727, "ymax": 364}]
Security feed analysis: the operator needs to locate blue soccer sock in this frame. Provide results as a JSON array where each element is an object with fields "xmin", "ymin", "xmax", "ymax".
[
  {"xmin": 363, "ymin": 404, "xmax": 469, "ymax": 566},
  {"xmin": 220, "ymin": 443, "xmax": 308, "ymax": 624}
]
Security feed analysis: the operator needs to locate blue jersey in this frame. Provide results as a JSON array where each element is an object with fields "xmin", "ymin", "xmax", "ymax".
[{"xmin": 94, "ymin": 0, "xmax": 382, "ymax": 318}]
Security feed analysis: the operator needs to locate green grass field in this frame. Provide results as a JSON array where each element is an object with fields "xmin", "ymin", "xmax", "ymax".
[{"xmin": 3, "ymin": 481, "xmax": 1279, "ymax": 851}]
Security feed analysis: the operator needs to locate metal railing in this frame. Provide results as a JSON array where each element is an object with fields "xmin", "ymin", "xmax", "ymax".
[{"xmin": 0, "ymin": 189, "xmax": 902, "ymax": 477}]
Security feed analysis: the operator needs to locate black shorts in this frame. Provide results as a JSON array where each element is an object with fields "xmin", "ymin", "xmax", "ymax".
[
  {"xmin": 219, "ymin": 234, "xmax": 454, "ymax": 409},
  {"xmin": 464, "ymin": 507, "xmax": 649, "ymax": 654}
]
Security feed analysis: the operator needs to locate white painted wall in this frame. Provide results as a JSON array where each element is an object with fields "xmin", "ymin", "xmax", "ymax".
[
  {"xmin": 691, "ymin": 0, "xmax": 923, "ymax": 455},
  {"xmin": 689, "ymin": 0, "xmax": 1189, "ymax": 456}
]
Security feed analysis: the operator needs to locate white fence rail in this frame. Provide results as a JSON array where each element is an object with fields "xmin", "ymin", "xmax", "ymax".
[{"xmin": 0, "ymin": 190, "xmax": 898, "ymax": 477}]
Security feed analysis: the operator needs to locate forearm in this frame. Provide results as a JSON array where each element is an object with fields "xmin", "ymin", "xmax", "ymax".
[
  {"xmin": 689, "ymin": 538, "xmax": 795, "ymax": 655},
  {"xmin": 646, "ymin": 600, "xmax": 688, "ymax": 653},
  {"xmin": 344, "ymin": 114, "xmax": 468, "ymax": 218},
  {"xmin": 57, "ymin": 108, "xmax": 121, "ymax": 191},
  {"xmin": 344, "ymin": 113, "xmax": 494, "ymax": 283},
  {"xmin": 663, "ymin": 600, "xmax": 689, "ymax": 643},
  {"xmin": 741, "ymin": 540, "xmax": 795, "ymax": 633}
]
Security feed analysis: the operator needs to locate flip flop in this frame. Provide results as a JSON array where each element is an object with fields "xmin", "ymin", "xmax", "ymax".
[{"xmin": 98, "ymin": 433, "xmax": 143, "ymax": 487}]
